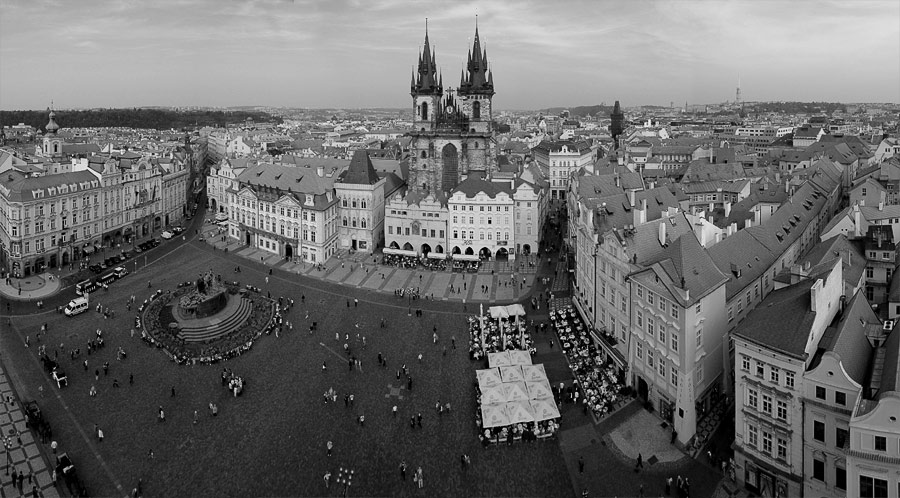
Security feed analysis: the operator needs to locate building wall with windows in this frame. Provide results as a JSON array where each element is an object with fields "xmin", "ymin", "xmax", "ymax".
[
  {"xmin": 446, "ymin": 177, "xmax": 515, "ymax": 260},
  {"xmin": 732, "ymin": 261, "xmax": 843, "ymax": 498},
  {"xmin": 383, "ymin": 192, "xmax": 448, "ymax": 255},
  {"xmin": 0, "ymin": 170, "xmax": 102, "ymax": 276},
  {"xmin": 532, "ymin": 139, "xmax": 594, "ymax": 199},
  {"xmin": 159, "ymin": 157, "xmax": 188, "ymax": 228},
  {"xmin": 846, "ymin": 324, "xmax": 900, "ymax": 498},
  {"xmin": 335, "ymin": 179, "xmax": 384, "ymax": 253},
  {"xmin": 229, "ymin": 163, "xmax": 340, "ymax": 264},
  {"xmin": 99, "ymin": 156, "xmax": 164, "ymax": 248}
]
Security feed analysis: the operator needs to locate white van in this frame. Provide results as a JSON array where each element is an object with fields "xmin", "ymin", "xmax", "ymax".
[{"xmin": 64, "ymin": 297, "xmax": 89, "ymax": 317}]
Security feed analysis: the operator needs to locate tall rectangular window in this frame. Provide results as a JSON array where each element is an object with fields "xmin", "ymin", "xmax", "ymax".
[
  {"xmin": 762, "ymin": 431, "xmax": 772, "ymax": 454},
  {"xmin": 835, "ymin": 467, "xmax": 846, "ymax": 490},
  {"xmin": 762, "ymin": 394, "xmax": 772, "ymax": 415},
  {"xmin": 747, "ymin": 425, "xmax": 758, "ymax": 448},
  {"xmin": 777, "ymin": 437, "xmax": 787, "ymax": 460},
  {"xmin": 874, "ymin": 436, "xmax": 886, "ymax": 451},
  {"xmin": 813, "ymin": 458, "xmax": 825, "ymax": 481},
  {"xmin": 785, "ymin": 371, "xmax": 795, "ymax": 388},
  {"xmin": 776, "ymin": 400, "xmax": 787, "ymax": 421},
  {"xmin": 748, "ymin": 388, "xmax": 758, "ymax": 409},
  {"xmin": 814, "ymin": 420, "xmax": 825, "ymax": 442},
  {"xmin": 816, "ymin": 386, "xmax": 826, "ymax": 400}
]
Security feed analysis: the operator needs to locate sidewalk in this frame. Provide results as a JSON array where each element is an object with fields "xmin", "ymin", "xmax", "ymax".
[
  {"xmin": 199, "ymin": 221, "xmax": 554, "ymax": 305},
  {"xmin": 0, "ymin": 274, "xmax": 61, "ymax": 301},
  {"xmin": 0, "ymin": 362, "xmax": 60, "ymax": 498}
]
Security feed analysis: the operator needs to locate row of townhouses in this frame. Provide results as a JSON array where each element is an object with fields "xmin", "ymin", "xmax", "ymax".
[{"xmin": 0, "ymin": 111, "xmax": 192, "ymax": 277}]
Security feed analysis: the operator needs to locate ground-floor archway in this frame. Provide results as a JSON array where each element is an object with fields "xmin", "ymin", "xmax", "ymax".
[
  {"xmin": 435, "ymin": 245, "xmax": 444, "ymax": 254},
  {"xmin": 285, "ymin": 243, "xmax": 293, "ymax": 260},
  {"xmin": 402, "ymin": 242, "xmax": 414, "ymax": 251},
  {"xmin": 522, "ymin": 244, "xmax": 531, "ymax": 255},
  {"xmin": 479, "ymin": 247, "xmax": 491, "ymax": 260},
  {"xmin": 452, "ymin": 246, "xmax": 461, "ymax": 254},
  {"xmin": 390, "ymin": 241, "xmax": 400, "ymax": 249},
  {"xmin": 465, "ymin": 247, "xmax": 474, "ymax": 256},
  {"xmin": 49, "ymin": 253, "xmax": 58, "ymax": 268},
  {"xmin": 62, "ymin": 251, "xmax": 70, "ymax": 266},
  {"xmin": 210, "ymin": 199, "xmax": 218, "ymax": 212},
  {"xmin": 154, "ymin": 216, "xmax": 162, "ymax": 230},
  {"xmin": 421, "ymin": 244, "xmax": 431, "ymax": 256},
  {"xmin": 245, "ymin": 231, "xmax": 252, "ymax": 246},
  {"xmin": 496, "ymin": 247, "xmax": 509, "ymax": 260}
]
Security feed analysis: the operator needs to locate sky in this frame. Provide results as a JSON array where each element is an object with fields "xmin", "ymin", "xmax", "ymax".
[{"xmin": 1, "ymin": 0, "xmax": 898, "ymax": 111}]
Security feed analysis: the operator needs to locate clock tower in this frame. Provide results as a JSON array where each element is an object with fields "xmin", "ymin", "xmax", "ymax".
[{"xmin": 407, "ymin": 23, "xmax": 497, "ymax": 196}]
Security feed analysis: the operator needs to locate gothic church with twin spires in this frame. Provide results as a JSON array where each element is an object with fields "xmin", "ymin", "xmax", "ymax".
[{"xmin": 407, "ymin": 24, "xmax": 497, "ymax": 196}]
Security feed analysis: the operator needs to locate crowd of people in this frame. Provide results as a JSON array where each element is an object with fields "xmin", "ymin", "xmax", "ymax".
[
  {"xmin": 551, "ymin": 305, "xmax": 627, "ymax": 419},
  {"xmin": 421, "ymin": 257, "xmax": 447, "ymax": 271},
  {"xmin": 381, "ymin": 253, "xmax": 418, "ymax": 268},
  {"xmin": 474, "ymin": 417, "xmax": 559, "ymax": 447},
  {"xmin": 139, "ymin": 284, "xmax": 278, "ymax": 365},
  {"xmin": 452, "ymin": 260, "xmax": 481, "ymax": 273},
  {"xmin": 466, "ymin": 315, "xmax": 535, "ymax": 360},
  {"xmin": 222, "ymin": 368, "xmax": 245, "ymax": 396}
]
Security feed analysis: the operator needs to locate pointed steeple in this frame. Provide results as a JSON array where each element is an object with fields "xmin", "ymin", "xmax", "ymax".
[
  {"xmin": 459, "ymin": 18, "xmax": 493, "ymax": 97},
  {"xmin": 411, "ymin": 19, "xmax": 442, "ymax": 97}
]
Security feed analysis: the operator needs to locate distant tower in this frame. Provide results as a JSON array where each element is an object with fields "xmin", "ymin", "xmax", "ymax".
[
  {"xmin": 609, "ymin": 100, "xmax": 625, "ymax": 150},
  {"xmin": 735, "ymin": 74, "xmax": 742, "ymax": 104},
  {"xmin": 42, "ymin": 106, "xmax": 63, "ymax": 157}
]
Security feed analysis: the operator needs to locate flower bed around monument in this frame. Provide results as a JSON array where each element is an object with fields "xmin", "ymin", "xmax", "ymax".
[{"xmin": 140, "ymin": 283, "xmax": 277, "ymax": 365}]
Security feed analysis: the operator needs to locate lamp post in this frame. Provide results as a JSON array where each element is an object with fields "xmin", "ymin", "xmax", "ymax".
[
  {"xmin": 407, "ymin": 292, "xmax": 411, "ymax": 317},
  {"xmin": 3, "ymin": 436, "xmax": 11, "ymax": 475}
]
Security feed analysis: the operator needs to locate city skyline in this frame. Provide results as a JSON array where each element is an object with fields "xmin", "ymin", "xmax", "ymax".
[{"xmin": 1, "ymin": 0, "xmax": 899, "ymax": 111}]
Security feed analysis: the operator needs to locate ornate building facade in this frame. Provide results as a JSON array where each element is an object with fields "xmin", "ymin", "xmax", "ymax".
[{"xmin": 407, "ymin": 25, "xmax": 496, "ymax": 196}]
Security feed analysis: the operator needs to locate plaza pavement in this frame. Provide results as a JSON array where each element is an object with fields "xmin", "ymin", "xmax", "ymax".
[{"xmin": 0, "ymin": 212, "xmax": 737, "ymax": 497}]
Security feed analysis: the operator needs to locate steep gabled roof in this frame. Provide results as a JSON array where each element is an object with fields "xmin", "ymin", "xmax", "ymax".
[{"xmin": 338, "ymin": 150, "xmax": 380, "ymax": 185}]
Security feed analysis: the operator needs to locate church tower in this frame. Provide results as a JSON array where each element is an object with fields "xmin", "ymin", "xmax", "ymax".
[
  {"xmin": 42, "ymin": 107, "xmax": 63, "ymax": 158},
  {"xmin": 407, "ymin": 22, "xmax": 497, "ymax": 196}
]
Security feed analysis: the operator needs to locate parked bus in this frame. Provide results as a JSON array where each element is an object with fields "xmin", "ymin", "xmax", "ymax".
[{"xmin": 75, "ymin": 279, "xmax": 99, "ymax": 296}]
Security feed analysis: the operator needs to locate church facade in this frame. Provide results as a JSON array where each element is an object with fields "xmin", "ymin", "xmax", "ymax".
[{"xmin": 407, "ymin": 25, "xmax": 497, "ymax": 196}]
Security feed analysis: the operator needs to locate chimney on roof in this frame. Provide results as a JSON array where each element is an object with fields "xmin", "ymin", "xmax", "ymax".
[
  {"xmin": 810, "ymin": 279, "xmax": 822, "ymax": 312},
  {"xmin": 615, "ymin": 174, "xmax": 620, "ymax": 188},
  {"xmin": 634, "ymin": 198, "xmax": 648, "ymax": 226},
  {"xmin": 316, "ymin": 166, "xmax": 324, "ymax": 177},
  {"xmin": 628, "ymin": 190, "xmax": 635, "ymax": 207},
  {"xmin": 724, "ymin": 201, "xmax": 732, "ymax": 218},
  {"xmin": 745, "ymin": 218, "xmax": 752, "ymax": 229},
  {"xmin": 879, "ymin": 200, "xmax": 884, "ymax": 211},
  {"xmin": 754, "ymin": 208, "xmax": 762, "ymax": 226},
  {"xmin": 658, "ymin": 220, "xmax": 667, "ymax": 247}
]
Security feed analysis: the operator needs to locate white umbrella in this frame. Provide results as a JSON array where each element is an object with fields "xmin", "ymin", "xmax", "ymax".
[
  {"xmin": 508, "ymin": 350, "xmax": 533, "ymax": 366},
  {"xmin": 476, "ymin": 368, "xmax": 503, "ymax": 390},
  {"xmin": 530, "ymin": 398, "xmax": 561, "ymax": 421},
  {"xmin": 502, "ymin": 381, "xmax": 530, "ymax": 403},
  {"xmin": 521, "ymin": 364, "xmax": 547, "ymax": 382},
  {"xmin": 481, "ymin": 385, "xmax": 507, "ymax": 405},
  {"xmin": 487, "ymin": 351, "xmax": 512, "ymax": 368},
  {"xmin": 481, "ymin": 403, "xmax": 510, "ymax": 428},
  {"xmin": 499, "ymin": 365, "xmax": 525, "ymax": 383},
  {"xmin": 525, "ymin": 379, "xmax": 554, "ymax": 400},
  {"xmin": 506, "ymin": 400, "xmax": 535, "ymax": 424}
]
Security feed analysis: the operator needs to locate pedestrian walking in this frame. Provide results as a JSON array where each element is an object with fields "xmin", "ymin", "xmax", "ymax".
[
  {"xmin": 326, "ymin": 440, "xmax": 333, "ymax": 457},
  {"xmin": 636, "ymin": 453, "xmax": 643, "ymax": 470},
  {"xmin": 399, "ymin": 461, "xmax": 407, "ymax": 480},
  {"xmin": 158, "ymin": 406, "xmax": 165, "ymax": 422},
  {"xmin": 323, "ymin": 471, "xmax": 331, "ymax": 488},
  {"xmin": 665, "ymin": 476, "xmax": 672, "ymax": 495},
  {"xmin": 579, "ymin": 456, "xmax": 584, "ymax": 473}
]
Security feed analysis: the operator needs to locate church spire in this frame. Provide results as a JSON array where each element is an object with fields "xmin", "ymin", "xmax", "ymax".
[
  {"xmin": 411, "ymin": 18, "xmax": 442, "ymax": 97},
  {"xmin": 458, "ymin": 18, "xmax": 493, "ymax": 96}
]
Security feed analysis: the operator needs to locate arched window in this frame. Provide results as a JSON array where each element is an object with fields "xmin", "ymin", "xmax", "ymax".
[
  {"xmin": 361, "ymin": 200, "xmax": 367, "ymax": 209},
  {"xmin": 351, "ymin": 199, "xmax": 357, "ymax": 208},
  {"xmin": 342, "ymin": 217, "xmax": 347, "ymax": 227},
  {"xmin": 420, "ymin": 151, "xmax": 427, "ymax": 159},
  {"xmin": 361, "ymin": 218, "xmax": 367, "ymax": 228},
  {"xmin": 472, "ymin": 101, "xmax": 481, "ymax": 120},
  {"xmin": 421, "ymin": 102, "xmax": 428, "ymax": 120},
  {"xmin": 428, "ymin": 143, "xmax": 435, "ymax": 158},
  {"xmin": 341, "ymin": 198, "xmax": 348, "ymax": 207},
  {"xmin": 351, "ymin": 218, "xmax": 357, "ymax": 228}
]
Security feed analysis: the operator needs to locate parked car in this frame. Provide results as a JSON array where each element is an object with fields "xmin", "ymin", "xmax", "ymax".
[
  {"xmin": 215, "ymin": 212, "xmax": 228, "ymax": 222},
  {"xmin": 161, "ymin": 231, "xmax": 174, "ymax": 240},
  {"xmin": 89, "ymin": 264, "xmax": 104, "ymax": 274},
  {"xmin": 24, "ymin": 400, "xmax": 42, "ymax": 428},
  {"xmin": 172, "ymin": 226, "xmax": 184, "ymax": 234},
  {"xmin": 122, "ymin": 250, "xmax": 132, "ymax": 259}
]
